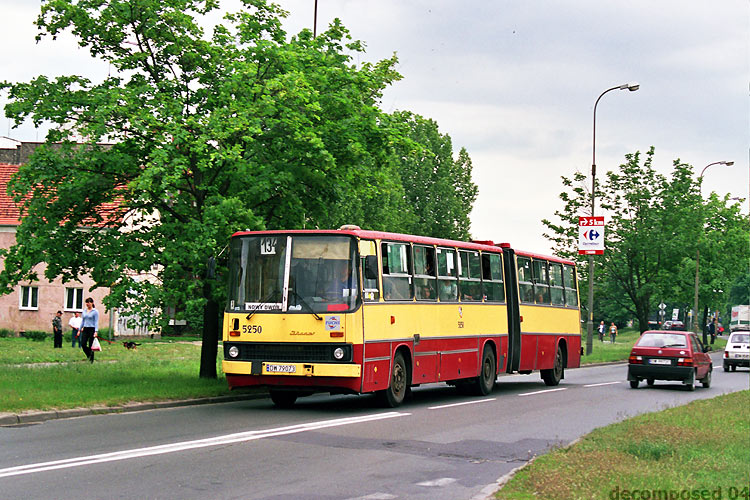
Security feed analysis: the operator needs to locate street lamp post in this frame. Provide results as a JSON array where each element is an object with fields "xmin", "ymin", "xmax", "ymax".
[
  {"xmin": 693, "ymin": 160, "xmax": 734, "ymax": 340},
  {"xmin": 586, "ymin": 82, "xmax": 639, "ymax": 356},
  {"xmin": 313, "ymin": 0, "xmax": 319, "ymax": 37}
]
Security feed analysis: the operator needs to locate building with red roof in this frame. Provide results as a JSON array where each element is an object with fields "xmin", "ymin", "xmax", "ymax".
[{"xmin": 0, "ymin": 153, "xmax": 112, "ymax": 335}]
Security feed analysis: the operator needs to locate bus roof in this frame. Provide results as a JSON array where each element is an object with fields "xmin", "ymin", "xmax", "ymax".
[{"xmin": 231, "ymin": 228, "xmax": 576, "ymax": 266}]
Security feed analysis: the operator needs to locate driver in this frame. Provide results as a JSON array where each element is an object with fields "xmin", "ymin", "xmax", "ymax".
[{"xmin": 327, "ymin": 259, "xmax": 356, "ymax": 301}]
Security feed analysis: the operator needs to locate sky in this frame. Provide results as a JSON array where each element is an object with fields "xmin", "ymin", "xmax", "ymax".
[{"xmin": 1, "ymin": 0, "xmax": 748, "ymax": 254}]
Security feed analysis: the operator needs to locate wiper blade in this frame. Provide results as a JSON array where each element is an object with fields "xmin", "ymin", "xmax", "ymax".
[
  {"xmin": 660, "ymin": 343, "xmax": 686, "ymax": 348},
  {"xmin": 288, "ymin": 288, "xmax": 323, "ymax": 321},
  {"xmin": 246, "ymin": 291, "xmax": 279, "ymax": 320}
]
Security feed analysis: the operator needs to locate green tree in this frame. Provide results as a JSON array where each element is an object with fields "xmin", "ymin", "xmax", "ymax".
[
  {"xmin": 727, "ymin": 271, "xmax": 750, "ymax": 309},
  {"xmin": 386, "ymin": 111, "xmax": 478, "ymax": 240},
  {"xmin": 0, "ymin": 0, "xmax": 405, "ymax": 377},
  {"xmin": 543, "ymin": 147, "xmax": 749, "ymax": 333}
]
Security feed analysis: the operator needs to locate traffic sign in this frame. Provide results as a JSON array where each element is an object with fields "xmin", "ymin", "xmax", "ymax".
[{"xmin": 578, "ymin": 216, "xmax": 605, "ymax": 255}]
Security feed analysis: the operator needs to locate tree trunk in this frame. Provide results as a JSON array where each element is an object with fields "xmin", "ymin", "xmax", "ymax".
[
  {"xmin": 635, "ymin": 299, "xmax": 649, "ymax": 333},
  {"xmin": 199, "ymin": 280, "xmax": 220, "ymax": 379}
]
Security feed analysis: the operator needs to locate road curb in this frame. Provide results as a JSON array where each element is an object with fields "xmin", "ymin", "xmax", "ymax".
[
  {"xmin": 477, "ymin": 436, "xmax": 585, "ymax": 499},
  {"xmin": 1, "ymin": 391, "xmax": 269, "ymax": 426}
]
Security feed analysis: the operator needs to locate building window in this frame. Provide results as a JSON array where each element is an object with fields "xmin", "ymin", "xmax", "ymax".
[
  {"xmin": 20, "ymin": 286, "xmax": 39, "ymax": 310},
  {"xmin": 65, "ymin": 287, "xmax": 84, "ymax": 311}
]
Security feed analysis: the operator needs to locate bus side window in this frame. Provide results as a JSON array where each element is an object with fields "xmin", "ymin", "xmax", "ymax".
[
  {"xmin": 533, "ymin": 259, "xmax": 551, "ymax": 304},
  {"xmin": 459, "ymin": 250, "xmax": 482, "ymax": 301},
  {"xmin": 382, "ymin": 242, "xmax": 413, "ymax": 301},
  {"xmin": 516, "ymin": 256, "xmax": 534, "ymax": 303},
  {"xmin": 563, "ymin": 265, "xmax": 578, "ymax": 307},
  {"xmin": 437, "ymin": 248, "xmax": 458, "ymax": 302},
  {"xmin": 549, "ymin": 262, "xmax": 565, "ymax": 306},
  {"xmin": 413, "ymin": 245, "xmax": 437, "ymax": 301},
  {"xmin": 482, "ymin": 252, "xmax": 505, "ymax": 302}
]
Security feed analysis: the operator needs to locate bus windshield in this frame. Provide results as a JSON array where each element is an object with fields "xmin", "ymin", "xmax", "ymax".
[{"xmin": 227, "ymin": 234, "xmax": 360, "ymax": 314}]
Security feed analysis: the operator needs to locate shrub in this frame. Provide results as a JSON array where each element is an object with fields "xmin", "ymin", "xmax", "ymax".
[
  {"xmin": 0, "ymin": 328, "xmax": 14, "ymax": 338},
  {"xmin": 21, "ymin": 330, "xmax": 49, "ymax": 341}
]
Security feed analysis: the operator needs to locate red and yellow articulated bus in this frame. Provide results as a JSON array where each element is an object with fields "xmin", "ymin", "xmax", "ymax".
[{"xmin": 222, "ymin": 227, "xmax": 581, "ymax": 407}]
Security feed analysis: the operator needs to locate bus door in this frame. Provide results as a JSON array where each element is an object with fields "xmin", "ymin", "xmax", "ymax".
[
  {"xmin": 502, "ymin": 246, "xmax": 521, "ymax": 373},
  {"xmin": 359, "ymin": 239, "xmax": 381, "ymax": 392}
]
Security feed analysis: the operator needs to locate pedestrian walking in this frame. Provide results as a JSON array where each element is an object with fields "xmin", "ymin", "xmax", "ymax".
[
  {"xmin": 609, "ymin": 322, "xmax": 618, "ymax": 343},
  {"xmin": 52, "ymin": 310, "xmax": 63, "ymax": 348},
  {"xmin": 710, "ymin": 318, "xmax": 717, "ymax": 345},
  {"xmin": 80, "ymin": 298, "xmax": 100, "ymax": 363},
  {"xmin": 598, "ymin": 321, "xmax": 605, "ymax": 342},
  {"xmin": 69, "ymin": 311, "xmax": 82, "ymax": 348}
]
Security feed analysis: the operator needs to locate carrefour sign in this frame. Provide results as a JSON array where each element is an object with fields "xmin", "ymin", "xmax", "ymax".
[{"xmin": 578, "ymin": 216, "xmax": 605, "ymax": 255}]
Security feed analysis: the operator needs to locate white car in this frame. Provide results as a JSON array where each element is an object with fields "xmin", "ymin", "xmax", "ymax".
[{"xmin": 723, "ymin": 331, "xmax": 750, "ymax": 371}]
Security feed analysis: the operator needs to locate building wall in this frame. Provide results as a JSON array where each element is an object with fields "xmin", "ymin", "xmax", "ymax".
[{"xmin": 0, "ymin": 226, "xmax": 111, "ymax": 334}]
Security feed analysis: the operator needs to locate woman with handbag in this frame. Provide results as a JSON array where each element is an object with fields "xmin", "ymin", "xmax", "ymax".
[{"xmin": 80, "ymin": 297, "xmax": 100, "ymax": 363}]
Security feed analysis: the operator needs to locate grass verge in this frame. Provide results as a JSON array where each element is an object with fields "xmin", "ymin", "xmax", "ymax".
[
  {"xmin": 495, "ymin": 390, "xmax": 750, "ymax": 500},
  {"xmin": 0, "ymin": 338, "xmax": 236, "ymax": 412}
]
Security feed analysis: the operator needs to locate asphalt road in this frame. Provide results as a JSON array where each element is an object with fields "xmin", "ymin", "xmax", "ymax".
[{"xmin": 1, "ymin": 352, "xmax": 747, "ymax": 500}]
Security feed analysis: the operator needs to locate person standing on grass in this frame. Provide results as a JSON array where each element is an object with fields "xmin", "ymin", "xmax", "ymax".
[
  {"xmin": 80, "ymin": 298, "xmax": 99, "ymax": 363},
  {"xmin": 609, "ymin": 322, "xmax": 618, "ymax": 343},
  {"xmin": 52, "ymin": 311, "xmax": 63, "ymax": 348},
  {"xmin": 598, "ymin": 320, "xmax": 605, "ymax": 342},
  {"xmin": 710, "ymin": 318, "xmax": 718, "ymax": 345},
  {"xmin": 69, "ymin": 311, "xmax": 82, "ymax": 348}
]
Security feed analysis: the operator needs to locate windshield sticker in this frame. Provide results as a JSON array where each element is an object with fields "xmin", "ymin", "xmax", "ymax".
[
  {"xmin": 244, "ymin": 302, "xmax": 282, "ymax": 311},
  {"xmin": 325, "ymin": 315, "xmax": 341, "ymax": 331}
]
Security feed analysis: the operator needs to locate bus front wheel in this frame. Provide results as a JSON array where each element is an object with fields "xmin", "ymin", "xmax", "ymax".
[
  {"xmin": 378, "ymin": 351, "xmax": 409, "ymax": 408},
  {"xmin": 541, "ymin": 345, "xmax": 564, "ymax": 386}
]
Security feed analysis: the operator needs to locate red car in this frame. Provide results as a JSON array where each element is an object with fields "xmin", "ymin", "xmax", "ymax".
[{"xmin": 627, "ymin": 331, "xmax": 712, "ymax": 390}]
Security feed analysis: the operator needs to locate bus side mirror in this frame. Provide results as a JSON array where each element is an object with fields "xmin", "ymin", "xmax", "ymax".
[{"xmin": 364, "ymin": 255, "xmax": 378, "ymax": 280}]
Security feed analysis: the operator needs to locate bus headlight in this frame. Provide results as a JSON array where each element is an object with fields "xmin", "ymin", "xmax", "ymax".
[
  {"xmin": 228, "ymin": 346, "xmax": 239, "ymax": 358},
  {"xmin": 333, "ymin": 347, "xmax": 345, "ymax": 360}
]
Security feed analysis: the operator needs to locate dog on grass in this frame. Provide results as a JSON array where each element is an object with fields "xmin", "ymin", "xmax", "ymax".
[{"xmin": 122, "ymin": 341, "xmax": 141, "ymax": 350}]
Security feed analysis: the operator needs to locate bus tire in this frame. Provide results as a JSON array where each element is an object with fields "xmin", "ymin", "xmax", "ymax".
[
  {"xmin": 470, "ymin": 345, "xmax": 496, "ymax": 396},
  {"xmin": 541, "ymin": 345, "xmax": 564, "ymax": 386},
  {"xmin": 379, "ymin": 351, "xmax": 409, "ymax": 408},
  {"xmin": 270, "ymin": 390, "xmax": 298, "ymax": 408}
]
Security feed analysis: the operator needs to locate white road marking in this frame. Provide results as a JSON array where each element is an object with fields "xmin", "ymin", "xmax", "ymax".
[
  {"xmin": 584, "ymin": 381, "xmax": 622, "ymax": 387},
  {"xmin": 428, "ymin": 398, "xmax": 496, "ymax": 410},
  {"xmin": 346, "ymin": 494, "xmax": 397, "ymax": 500},
  {"xmin": 417, "ymin": 477, "xmax": 457, "ymax": 487},
  {"xmin": 518, "ymin": 388, "xmax": 567, "ymax": 397},
  {"xmin": 0, "ymin": 412, "xmax": 410, "ymax": 479}
]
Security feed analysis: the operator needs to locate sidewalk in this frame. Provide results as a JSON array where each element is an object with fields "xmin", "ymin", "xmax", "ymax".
[{"xmin": 0, "ymin": 390, "xmax": 269, "ymax": 426}]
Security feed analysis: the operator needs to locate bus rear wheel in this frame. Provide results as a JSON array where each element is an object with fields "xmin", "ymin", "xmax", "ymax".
[
  {"xmin": 270, "ymin": 390, "xmax": 298, "ymax": 408},
  {"xmin": 378, "ymin": 351, "xmax": 409, "ymax": 408},
  {"xmin": 541, "ymin": 345, "xmax": 564, "ymax": 386}
]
